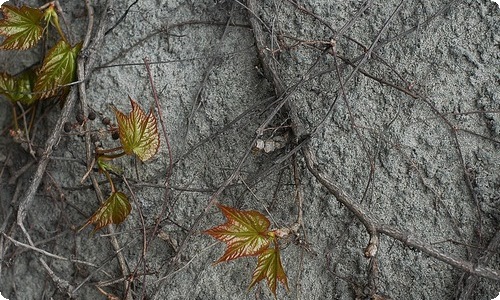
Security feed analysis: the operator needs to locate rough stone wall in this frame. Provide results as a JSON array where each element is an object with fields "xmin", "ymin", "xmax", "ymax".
[{"xmin": 0, "ymin": 0, "xmax": 498, "ymax": 299}]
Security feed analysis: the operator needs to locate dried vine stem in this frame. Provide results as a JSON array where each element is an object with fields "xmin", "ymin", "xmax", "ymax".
[
  {"xmin": 249, "ymin": 0, "xmax": 500, "ymax": 287},
  {"xmin": 76, "ymin": 1, "xmax": 134, "ymax": 299},
  {"xmin": 247, "ymin": 0, "xmax": 308, "ymax": 139},
  {"xmin": 8, "ymin": 0, "xmax": 95, "ymax": 295},
  {"xmin": 457, "ymin": 229, "xmax": 500, "ymax": 299},
  {"xmin": 303, "ymin": 147, "xmax": 379, "ymax": 257},
  {"xmin": 16, "ymin": 0, "xmax": 110, "ymax": 229},
  {"xmin": 11, "ymin": 0, "xmax": 131, "ymax": 298},
  {"xmin": 303, "ymin": 145, "xmax": 500, "ymax": 282},
  {"xmin": 15, "ymin": 90, "xmax": 77, "ymax": 226},
  {"xmin": 2, "ymin": 233, "xmax": 97, "ymax": 267}
]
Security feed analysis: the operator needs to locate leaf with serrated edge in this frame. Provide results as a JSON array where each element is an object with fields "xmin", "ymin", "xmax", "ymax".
[
  {"xmin": 83, "ymin": 192, "xmax": 131, "ymax": 232},
  {"xmin": 204, "ymin": 204, "xmax": 274, "ymax": 263},
  {"xmin": 113, "ymin": 97, "xmax": 160, "ymax": 162},
  {"xmin": 249, "ymin": 246, "xmax": 288, "ymax": 297},
  {"xmin": 0, "ymin": 70, "xmax": 36, "ymax": 105},
  {"xmin": 0, "ymin": 4, "xmax": 44, "ymax": 50},
  {"xmin": 33, "ymin": 40, "xmax": 81, "ymax": 100}
]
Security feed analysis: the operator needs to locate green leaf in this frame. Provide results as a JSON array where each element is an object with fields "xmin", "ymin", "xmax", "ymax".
[
  {"xmin": 0, "ymin": 70, "xmax": 36, "ymax": 105},
  {"xmin": 204, "ymin": 204, "xmax": 274, "ymax": 263},
  {"xmin": 0, "ymin": 4, "xmax": 44, "ymax": 50},
  {"xmin": 113, "ymin": 97, "xmax": 160, "ymax": 162},
  {"xmin": 249, "ymin": 246, "xmax": 288, "ymax": 297},
  {"xmin": 33, "ymin": 40, "xmax": 81, "ymax": 100},
  {"xmin": 82, "ymin": 191, "xmax": 132, "ymax": 232},
  {"xmin": 42, "ymin": 3, "xmax": 66, "ymax": 42},
  {"xmin": 97, "ymin": 156, "xmax": 122, "ymax": 174}
]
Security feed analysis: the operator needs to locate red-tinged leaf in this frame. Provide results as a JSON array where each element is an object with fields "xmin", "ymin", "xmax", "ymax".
[
  {"xmin": 81, "ymin": 192, "xmax": 131, "ymax": 232},
  {"xmin": 33, "ymin": 40, "xmax": 81, "ymax": 100},
  {"xmin": 0, "ymin": 4, "xmax": 44, "ymax": 50},
  {"xmin": 204, "ymin": 204, "xmax": 274, "ymax": 263},
  {"xmin": 0, "ymin": 70, "xmax": 36, "ymax": 105},
  {"xmin": 249, "ymin": 246, "xmax": 288, "ymax": 297},
  {"xmin": 113, "ymin": 97, "xmax": 160, "ymax": 162}
]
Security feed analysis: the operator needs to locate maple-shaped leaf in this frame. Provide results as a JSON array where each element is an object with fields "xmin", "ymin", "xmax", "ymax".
[
  {"xmin": 82, "ymin": 191, "xmax": 132, "ymax": 232},
  {"xmin": 0, "ymin": 4, "xmax": 44, "ymax": 50},
  {"xmin": 204, "ymin": 204, "xmax": 274, "ymax": 263},
  {"xmin": 113, "ymin": 97, "xmax": 160, "ymax": 162},
  {"xmin": 249, "ymin": 246, "xmax": 288, "ymax": 297},
  {"xmin": 0, "ymin": 70, "xmax": 36, "ymax": 105},
  {"xmin": 33, "ymin": 39, "xmax": 81, "ymax": 100}
]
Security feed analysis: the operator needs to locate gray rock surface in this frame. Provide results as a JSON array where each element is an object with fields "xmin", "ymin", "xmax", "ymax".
[{"xmin": 0, "ymin": 0, "xmax": 498, "ymax": 299}]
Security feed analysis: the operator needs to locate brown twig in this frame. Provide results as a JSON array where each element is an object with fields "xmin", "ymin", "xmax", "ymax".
[
  {"xmin": 2, "ymin": 233, "xmax": 96, "ymax": 267},
  {"xmin": 303, "ymin": 146, "xmax": 379, "ymax": 258},
  {"xmin": 457, "ymin": 229, "xmax": 500, "ymax": 300},
  {"xmin": 304, "ymin": 144, "xmax": 500, "ymax": 281}
]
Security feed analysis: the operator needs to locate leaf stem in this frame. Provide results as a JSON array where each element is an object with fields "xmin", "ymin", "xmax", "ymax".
[
  {"xmin": 41, "ymin": 2, "xmax": 68, "ymax": 43},
  {"xmin": 102, "ymin": 169, "xmax": 116, "ymax": 193},
  {"xmin": 98, "ymin": 152, "xmax": 126, "ymax": 160},
  {"xmin": 96, "ymin": 146, "xmax": 124, "ymax": 155},
  {"xmin": 11, "ymin": 104, "xmax": 19, "ymax": 131}
]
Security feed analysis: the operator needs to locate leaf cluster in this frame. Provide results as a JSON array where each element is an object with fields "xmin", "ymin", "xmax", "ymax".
[
  {"xmin": 0, "ymin": 3, "xmax": 81, "ymax": 105},
  {"xmin": 205, "ymin": 204, "xmax": 289, "ymax": 297},
  {"xmin": 1, "ymin": 4, "xmax": 291, "ymax": 299},
  {"xmin": 82, "ymin": 97, "xmax": 160, "ymax": 232},
  {"xmin": 0, "ymin": 3, "xmax": 162, "ymax": 236}
]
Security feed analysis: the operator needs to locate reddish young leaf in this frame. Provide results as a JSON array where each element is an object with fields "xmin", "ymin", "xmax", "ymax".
[
  {"xmin": 113, "ymin": 97, "xmax": 160, "ymax": 162},
  {"xmin": 81, "ymin": 191, "xmax": 131, "ymax": 232},
  {"xmin": 33, "ymin": 40, "xmax": 81, "ymax": 100},
  {"xmin": 249, "ymin": 246, "xmax": 288, "ymax": 297},
  {"xmin": 204, "ymin": 204, "xmax": 274, "ymax": 263},
  {"xmin": 0, "ymin": 4, "xmax": 44, "ymax": 50}
]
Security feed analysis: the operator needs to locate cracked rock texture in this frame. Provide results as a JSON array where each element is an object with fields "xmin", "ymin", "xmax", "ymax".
[{"xmin": 0, "ymin": 0, "xmax": 499, "ymax": 299}]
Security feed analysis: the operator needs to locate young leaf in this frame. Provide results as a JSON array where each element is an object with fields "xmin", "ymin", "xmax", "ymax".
[
  {"xmin": 249, "ymin": 246, "xmax": 288, "ymax": 297},
  {"xmin": 97, "ymin": 155, "xmax": 122, "ymax": 174},
  {"xmin": 0, "ymin": 70, "xmax": 36, "ymax": 105},
  {"xmin": 42, "ymin": 3, "xmax": 66, "ymax": 42},
  {"xmin": 0, "ymin": 4, "xmax": 44, "ymax": 50},
  {"xmin": 204, "ymin": 204, "xmax": 274, "ymax": 263},
  {"xmin": 81, "ymin": 191, "xmax": 131, "ymax": 232},
  {"xmin": 113, "ymin": 97, "xmax": 160, "ymax": 162},
  {"xmin": 33, "ymin": 40, "xmax": 81, "ymax": 100}
]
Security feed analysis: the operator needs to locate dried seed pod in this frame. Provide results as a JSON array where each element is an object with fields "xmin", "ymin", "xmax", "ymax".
[
  {"xmin": 76, "ymin": 112, "xmax": 85, "ymax": 125},
  {"xmin": 112, "ymin": 131, "xmax": 120, "ymax": 140},
  {"xmin": 102, "ymin": 117, "xmax": 111, "ymax": 126},
  {"xmin": 63, "ymin": 122, "xmax": 72, "ymax": 133},
  {"xmin": 88, "ymin": 111, "xmax": 97, "ymax": 120},
  {"xmin": 253, "ymin": 137, "xmax": 286, "ymax": 153}
]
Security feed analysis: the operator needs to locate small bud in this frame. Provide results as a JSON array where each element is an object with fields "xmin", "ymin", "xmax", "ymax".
[
  {"xmin": 274, "ymin": 228, "xmax": 291, "ymax": 238},
  {"xmin": 112, "ymin": 131, "xmax": 120, "ymax": 140},
  {"xmin": 88, "ymin": 111, "xmax": 97, "ymax": 120},
  {"xmin": 63, "ymin": 122, "xmax": 72, "ymax": 133},
  {"xmin": 102, "ymin": 117, "xmax": 111, "ymax": 126},
  {"xmin": 76, "ymin": 112, "xmax": 85, "ymax": 125}
]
